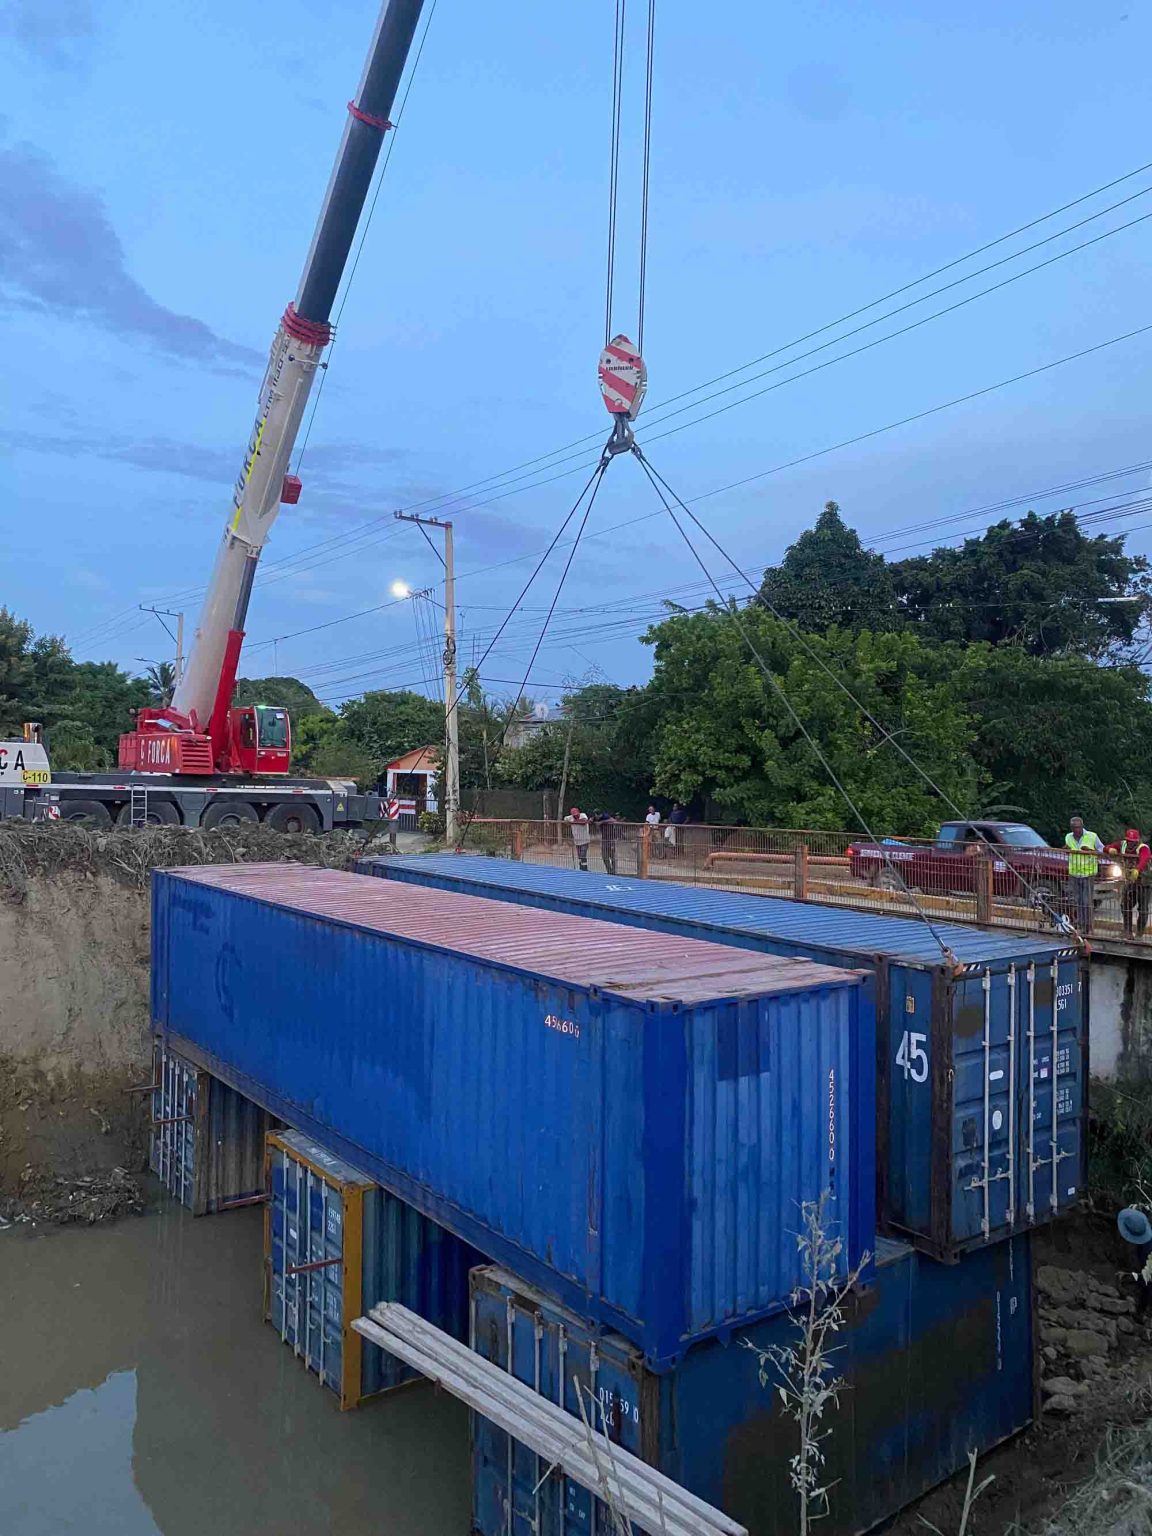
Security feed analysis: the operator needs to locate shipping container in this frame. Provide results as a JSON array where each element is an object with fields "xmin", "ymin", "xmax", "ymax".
[
  {"xmin": 152, "ymin": 864, "xmax": 872, "ymax": 1367},
  {"xmin": 150, "ymin": 1040, "xmax": 272, "ymax": 1214},
  {"xmin": 265, "ymin": 1129, "xmax": 481, "ymax": 1408},
  {"xmin": 470, "ymin": 1235, "xmax": 1034, "ymax": 1536},
  {"xmin": 365, "ymin": 855, "xmax": 1086, "ymax": 1260}
]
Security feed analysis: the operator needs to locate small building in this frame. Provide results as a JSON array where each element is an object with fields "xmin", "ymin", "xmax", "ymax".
[{"xmin": 382, "ymin": 747, "xmax": 439, "ymax": 829}]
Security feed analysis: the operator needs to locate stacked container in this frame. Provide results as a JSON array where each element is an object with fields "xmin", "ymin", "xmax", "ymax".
[
  {"xmin": 151, "ymin": 863, "xmax": 872, "ymax": 1366},
  {"xmin": 363, "ymin": 854, "xmax": 1087, "ymax": 1260},
  {"xmin": 265, "ymin": 1130, "xmax": 481, "ymax": 1408},
  {"xmin": 150, "ymin": 1040, "xmax": 272, "ymax": 1214},
  {"xmin": 470, "ymin": 1234, "xmax": 1034, "ymax": 1536}
]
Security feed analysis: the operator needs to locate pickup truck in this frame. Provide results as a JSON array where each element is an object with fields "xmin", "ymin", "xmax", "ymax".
[{"xmin": 847, "ymin": 820, "xmax": 1123, "ymax": 906}]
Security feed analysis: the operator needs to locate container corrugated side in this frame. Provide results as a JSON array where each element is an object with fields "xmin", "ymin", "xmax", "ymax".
[
  {"xmin": 369, "ymin": 854, "xmax": 1085, "ymax": 1259},
  {"xmin": 150, "ymin": 1041, "xmax": 271, "ymax": 1214},
  {"xmin": 153, "ymin": 865, "xmax": 870, "ymax": 1367},
  {"xmin": 265, "ymin": 1129, "xmax": 482, "ymax": 1408},
  {"xmin": 470, "ymin": 1236, "xmax": 1034, "ymax": 1536}
]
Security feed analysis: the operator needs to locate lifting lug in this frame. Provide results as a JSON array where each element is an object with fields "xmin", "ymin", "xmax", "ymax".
[{"xmin": 605, "ymin": 414, "xmax": 636, "ymax": 456}]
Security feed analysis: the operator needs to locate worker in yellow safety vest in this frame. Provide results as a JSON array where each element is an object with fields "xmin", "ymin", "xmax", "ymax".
[{"xmin": 1065, "ymin": 816, "xmax": 1103, "ymax": 934}]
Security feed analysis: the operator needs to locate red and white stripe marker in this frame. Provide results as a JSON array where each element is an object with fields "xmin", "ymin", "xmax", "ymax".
[{"xmin": 598, "ymin": 334, "xmax": 648, "ymax": 421}]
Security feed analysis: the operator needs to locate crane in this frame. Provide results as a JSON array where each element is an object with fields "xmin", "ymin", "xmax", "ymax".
[{"xmin": 119, "ymin": 0, "xmax": 427, "ymax": 782}]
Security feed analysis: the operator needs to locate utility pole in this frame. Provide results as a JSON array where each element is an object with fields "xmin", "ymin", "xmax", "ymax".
[
  {"xmin": 395, "ymin": 513, "xmax": 459, "ymax": 845},
  {"xmin": 139, "ymin": 605, "xmax": 185, "ymax": 686}
]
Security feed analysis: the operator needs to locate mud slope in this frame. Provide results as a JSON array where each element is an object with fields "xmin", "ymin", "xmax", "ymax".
[{"xmin": 0, "ymin": 822, "xmax": 369, "ymax": 1196}]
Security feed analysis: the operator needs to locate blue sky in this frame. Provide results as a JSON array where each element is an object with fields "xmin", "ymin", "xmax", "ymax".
[{"xmin": 3, "ymin": 0, "xmax": 1151, "ymax": 710}]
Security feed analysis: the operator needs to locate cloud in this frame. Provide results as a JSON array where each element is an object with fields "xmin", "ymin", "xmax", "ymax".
[
  {"xmin": 0, "ymin": 0, "xmax": 94, "ymax": 68},
  {"xmin": 0, "ymin": 142, "xmax": 262, "ymax": 371}
]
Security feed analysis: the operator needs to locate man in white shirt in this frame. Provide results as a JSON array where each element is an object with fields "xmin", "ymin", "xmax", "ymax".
[{"xmin": 565, "ymin": 806, "xmax": 591, "ymax": 871}]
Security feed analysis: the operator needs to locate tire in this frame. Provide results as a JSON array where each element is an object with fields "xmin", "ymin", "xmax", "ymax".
[
  {"xmin": 115, "ymin": 799, "xmax": 179, "ymax": 828},
  {"xmin": 201, "ymin": 800, "xmax": 258, "ymax": 830},
  {"xmin": 266, "ymin": 801, "xmax": 322, "ymax": 834},
  {"xmin": 58, "ymin": 798, "xmax": 113, "ymax": 828}
]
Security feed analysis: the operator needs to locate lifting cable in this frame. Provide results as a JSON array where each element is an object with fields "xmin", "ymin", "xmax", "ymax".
[
  {"xmin": 630, "ymin": 446, "xmax": 962, "ymax": 966},
  {"xmin": 632, "ymin": 448, "xmax": 1084, "ymax": 949}
]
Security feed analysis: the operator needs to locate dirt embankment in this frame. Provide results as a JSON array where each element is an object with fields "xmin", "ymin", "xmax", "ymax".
[{"xmin": 0, "ymin": 822, "xmax": 373, "ymax": 1215}]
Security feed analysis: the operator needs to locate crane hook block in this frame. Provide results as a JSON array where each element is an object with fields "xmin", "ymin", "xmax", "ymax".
[{"xmin": 599, "ymin": 334, "xmax": 648, "ymax": 422}]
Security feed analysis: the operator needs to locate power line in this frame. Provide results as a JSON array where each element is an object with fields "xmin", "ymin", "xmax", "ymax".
[
  {"xmin": 633, "ymin": 449, "xmax": 959, "ymax": 962},
  {"xmin": 248, "ymin": 323, "xmax": 1152, "ymax": 653},
  {"xmin": 138, "ymin": 157, "xmax": 1152, "ymax": 610}
]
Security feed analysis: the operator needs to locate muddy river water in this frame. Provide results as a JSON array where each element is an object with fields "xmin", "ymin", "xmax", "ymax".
[{"xmin": 0, "ymin": 1192, "xmax": 467, "ymax": 1535}]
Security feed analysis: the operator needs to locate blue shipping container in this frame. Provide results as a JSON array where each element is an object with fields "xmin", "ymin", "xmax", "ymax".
[
  {"xmin": 471, "ymin": 1235, "xmax": 1034, "ymax": 1536},
  {"xmin": 366, "ymin": 855, "xmax": 1086, "ymax": 1260},
  {"xmin": 152, "ymin": 864, "xmax": 872, "ymax": 1368},
  {"xmin": 266, "ymin": 1129, "xmax": 481, "ymax": 1408},
  {"xmin": 150, "ymin": 1041, "xmax": 271, "ymax": 1214}
]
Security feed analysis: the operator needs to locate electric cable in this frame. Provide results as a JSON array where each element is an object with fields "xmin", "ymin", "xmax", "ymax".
[
  {"xmin": 635, "ymin": 448, "xmax": 1087, "ymax": 939},
  {"xmin": 633, "ymin": 450, "xmax": 961, "ymax": 962},
  {"xmin": 637, "ymin": 0, "xmax": 656, "ymax": 354}
]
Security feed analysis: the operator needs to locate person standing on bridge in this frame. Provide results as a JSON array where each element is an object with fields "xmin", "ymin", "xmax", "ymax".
[
  {"xmin": 1064, "ymin": 815, "xmax": 1104, "ymax": 935},
  {"xmin": 1105, "ymin": 827, "xmax": 1151, "ymax": 938}
]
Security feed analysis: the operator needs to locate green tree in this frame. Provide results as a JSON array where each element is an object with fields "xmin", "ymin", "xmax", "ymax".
[
  {"xmin": 892, "ymin": 511, "xmax": 1151, "ymax": 658},
  {"xmin": 760, "ymin": 502, "xmax": 898, "ymax": 634},
  {"xmin": 500, "ymin": 683, "xmax": 659, "ymax": 816},
  {"xmin": 337, "ymin": 689, "xmax": 443, "ymax": 780},
  {"xmin": 144, "ymin": 661, "xmax": 176, "ymax": 705},
  {"xmin": 642, "ymin": 604, "xmax": 980, "ymax": 834},
  {"xmin": 234, "ymin": 675, "xmax": 327, "ymax": 716},
  {"xmin": 955, "ymin": 646, "xmax": 1152, "ymax": 839}
]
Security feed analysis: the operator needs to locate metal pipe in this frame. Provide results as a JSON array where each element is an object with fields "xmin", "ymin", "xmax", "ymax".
[
  {"xmin": 1006, "ymin": 965, "xmax": 1016, "ymax": 1227},
  {"xmin": 1050, "ymin": 957, "xmax": 1060, "ymax": 1212},
  {"xmin": 981, "ymin": 970, "xmax": 992, "ymax": 1238},
  {"xmin": 151, "ymin": 1115, "xmax": 193, "ymax": 1127},
  {"xmin": 218, "ymin": 1192, "xmax": 271, "ymax": 1210},
  {"xmin": 286, "ymin": 1255, "xmax": 342, "ymax": 1277},
  {"xmin": 1026, "ymin": 963, "xmax": 1036, "ymax": 1220}
]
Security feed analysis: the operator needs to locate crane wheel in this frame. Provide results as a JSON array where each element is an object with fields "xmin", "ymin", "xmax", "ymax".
[
  {"xmin": 266, "ymin": 802, "xmax": 321, "ymax": 834},
  {"xmin": 201, "ymin": 800, "xmax": 258, "ymax": 830},
  {"xmin": 58, "ymin": 798, "xmax": 113, "ymax": 828},
  {"xmin": 115, "ymin": 800, "xmax": 179, "ymax": 827}
]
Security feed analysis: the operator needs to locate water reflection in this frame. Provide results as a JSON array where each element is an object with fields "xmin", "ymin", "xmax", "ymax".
[{"xmin": 0, "ymin": 1194, "xmax": 468, "ymax": 1535}]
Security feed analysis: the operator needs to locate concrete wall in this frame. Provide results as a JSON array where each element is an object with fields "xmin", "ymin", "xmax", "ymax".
[{"xmin": 1089, "ymin": 952, "xmax": 1152, "ymax": 1080}]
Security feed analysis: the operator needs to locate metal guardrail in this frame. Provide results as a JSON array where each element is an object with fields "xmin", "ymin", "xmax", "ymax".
[{"xmin": 456, "ymin": 817, "xmax": 1145, "ymax": 945}]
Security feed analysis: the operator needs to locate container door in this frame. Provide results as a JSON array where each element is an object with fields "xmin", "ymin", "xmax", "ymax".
[
  {"xmin": 1024, "ymin": 955, "xmax": 1085, "ymax": 1223},
  {"xmin": 950, "ymin": 967, "xmax": 1016, "ymax": 1248},
  {"xmin": 884, "ymin": 967, "xmax": 937, "ymax": 1240},
  {"xmin": 150, "ymin": 1045, "xmax": 198, "ymax": 1209},
  {"xmin": 470, "ymin": 1278, "xmax": 646, "ymax": 1536},
  {"xmin": 268, "ymin": 1150, "xmax": 347, "ymax": 1399}
]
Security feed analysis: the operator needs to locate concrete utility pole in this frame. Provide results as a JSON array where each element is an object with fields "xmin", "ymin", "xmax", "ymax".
[
  {"xmin": 395, "ymin": 513, "xmax": 459, "ymax": 845},
  {"xmin": 139, "ymin": 605, "xmax": 185, "ymax": 687}
]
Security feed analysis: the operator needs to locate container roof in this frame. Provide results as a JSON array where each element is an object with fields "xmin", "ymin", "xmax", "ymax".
[
  {"xmin": 379, "ymin": 855, "xmax": 1076, "ymax": 968},
  {"xmin": 169, "ymin": 864, "xmax": 864, "ymax": 1006}
]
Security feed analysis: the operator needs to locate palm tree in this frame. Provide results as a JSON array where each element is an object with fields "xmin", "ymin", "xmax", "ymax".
[{"xmin": 144, "ymin": 661, "xmax": 176, "ymax": 706}]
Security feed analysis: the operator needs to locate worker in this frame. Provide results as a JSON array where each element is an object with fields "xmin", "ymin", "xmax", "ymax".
[
  {"xmin": 645, "ymin": 804, "xmax": 663, "ymax": 860},
  {"xmin": 565, "ymin": 806, "xmax": 590, "ymax": 871},
  {"xmin": 1117, "ymin": 1207, "xmax": 1152, "ymax": 1316},
  {"xmin": 665, "ymin": 802, "xmax": 688, "ymax": 854},
  {"xmin": 1105, "ymin": 827, "xmax": 1151, "ymax": 938},
  {"xmin": 597, "ymin": 810, "xmax": 621, "ymax": 875},
  {"xmin": 1064, "ymin": 815, "xmax": 1103, "ymax": 935}
]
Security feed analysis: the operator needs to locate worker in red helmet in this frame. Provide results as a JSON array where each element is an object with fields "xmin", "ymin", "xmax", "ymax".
[{"xmin": 1105, "ymin": 827, "xmax": 1151, "ymax": 938}]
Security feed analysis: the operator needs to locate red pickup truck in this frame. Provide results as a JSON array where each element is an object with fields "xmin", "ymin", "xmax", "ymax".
[{"xmin": 848, "ymin": 820, "xmax": 1122, "ymax": 905}]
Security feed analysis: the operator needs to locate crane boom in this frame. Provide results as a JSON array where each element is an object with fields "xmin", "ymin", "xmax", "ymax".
[{"xmin": 124, "ymin": 0, "xmax": 426, "ymax": 777}]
